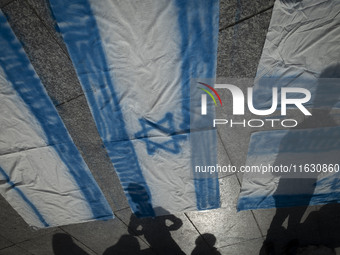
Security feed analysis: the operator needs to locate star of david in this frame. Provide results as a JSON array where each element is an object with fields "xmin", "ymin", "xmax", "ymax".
[{"xmin": 134, "ymin": 112, "xmax": 187, "ymax": 155}]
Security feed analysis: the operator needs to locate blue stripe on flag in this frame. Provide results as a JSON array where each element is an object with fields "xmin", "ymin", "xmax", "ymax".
[
  {"xmin": 238, "ymin": 191, "xmax": 340, "ymax": 211},
  {"xmin": 48, "ymin": 0, "xmax": 155, "ymax": 217},
  {"xmin": 0, "ymin": 166, "xmax": 49, "ymax": 227},
  {"xmin": 248, "ymin": 128, "xmax": 340, "ymax": 156},
  {"xmin": 175, "ymin": 0, "xmax": 220, "ymax": 210}
]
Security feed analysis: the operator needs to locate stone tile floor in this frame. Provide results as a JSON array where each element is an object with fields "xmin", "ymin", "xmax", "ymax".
[{"xmin": 0, "ymin": 0, "xmax": 339, "ymax": 254}]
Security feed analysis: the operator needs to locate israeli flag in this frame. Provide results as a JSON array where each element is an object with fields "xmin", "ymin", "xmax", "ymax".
[
  {"xmin": 0, "ymin": 11, "xmax": 114, "ymax": 228},
  {"xmin": 49, "ymin": 0, "xmax": 220, "ymax": 216},
  {"xmin": 238, "ymin": 0, "xmax": 340, "ymax": 211}
]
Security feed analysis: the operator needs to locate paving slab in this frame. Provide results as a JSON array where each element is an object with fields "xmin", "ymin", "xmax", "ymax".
[
  {"xmin": 73, "ymin": 140, "xmax": 129, "ymax": 212},
  {"xmin": 217, "ymin": 9, "xmax": 272, "ymax": 78},
  {"xmin": 0, "ymin": 235, "xmax": 12, "ymax": 250},
  {"xmin": 17, "ymin": 229, "xmax": 96, "ymax": 255},
  {"xmin": 219, "ymin": 174, "xmax": 241, "ymax": 208},
  {"xmin": 61, "ymin": 218, "xmax": 150, "ymax": 255},
  {"xmin": 187, "ymin": 207, "xmax": 262, "ymax": 249},
  {"xmin": 217, "ymin": 131, "xmax": 233, "ymax": 179},
  {"xmin": 2, "ymin": 0, "xmax": 83, "ymax": 106},
  {"xmin": 253, "ymin": 205, "xmax": 320, "ymax": 239},
  {"xmin": 0, "ymin": 0, "xmax": 12, "ymax": 8},
  {"xmin": 219, "ymin": 0, "xmax": 274, "ymax": 30},
  {"xmin": 116, "ymin": 208, "xmax": 207, "ymax": 255},
  {"xmin": 55, "ymin": 95, "xmax": 102, "ymax": 145},
  {"xmin": 217, "ymin": 238, "xmax": 264, "ymax": 255},
  {"xmin": 0, "ymin": 196, "xmax": 57, "ymax": 244},
  {"xmin": 0, "ymin": 245, "xmax": 31, "ymax": 255},
  {"xmin": 26, "ymin": 0, "xmax": 69, "ymax": 54},
  {"xmin": 186, "ymin": 175, "xmax": 262, "ymax": 248},
  {"xmin": 252, "ymin": 204, "xmax": 340, "ymax": 253}
]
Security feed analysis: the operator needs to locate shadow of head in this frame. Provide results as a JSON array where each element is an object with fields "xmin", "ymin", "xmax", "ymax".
[
  {"xmin": 52, "ymin": 233, "xmax": 88, "ymax": 255},
  {"xmin": 191, "ymin": 233, "xmax": 220, "ymax": 255},
  {"xmin": 195, "ymin": 233, "xmax": 217, "ymax": 247}
]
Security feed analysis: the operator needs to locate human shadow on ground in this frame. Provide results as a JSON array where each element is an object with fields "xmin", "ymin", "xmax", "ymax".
[
  {"xmin": 104, "ymin": 183, "xmax": 184, "ymax": 254},
  {"xmin": 191, "ymin": 233, "xmax": 221, "ymax": 255},
  {"xmin": 53, "ymin": 184, "xmax": 220, "ymax": 255},
  {"xmin": 103, "ymin": 234, "xmax": 151, "ymax": 255},
  {"xmin": 52, "ymin": 233, "xmax": 88, "ymax": 255},
  {"xmin": 260, "ymin": 64, "xmax": 340, "ymax": 254},
  {"xmin": 260, "ymin": 204, "xmax": 340, "ymax": 255},
  {"xmin": 125, "ymin": 182, "xmax": 185, "ymax": 254}
]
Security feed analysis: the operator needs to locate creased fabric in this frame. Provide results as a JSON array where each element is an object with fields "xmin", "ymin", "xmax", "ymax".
[
  {"xmin": 49, "ymin": 0, "xmax": 220, "ymax": 216},
  {"xmin": 0, "ymin": 11, "xmax": 114, "ymax": 228},
  {"xmin": 252, "ymin": 0, "xmax": 340, "ymax": 109},
  {"xmin": 238, "ymin": 0, "xmax": 340, "ymax": 211}
]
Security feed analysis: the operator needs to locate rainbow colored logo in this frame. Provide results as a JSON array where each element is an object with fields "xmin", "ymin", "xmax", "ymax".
[{"xmin": 198, "ymin": 82, "xmax": 222, "ymax": 106}]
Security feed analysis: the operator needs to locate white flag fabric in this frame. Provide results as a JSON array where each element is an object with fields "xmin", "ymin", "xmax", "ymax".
[
  {"xmin": 49, "ymin": 0, "xmax": 221, "ymax": 216},
  {"xmin": 0, "ymin": 11, "xmax": 114, "ymax": 228},
  {"xmin": 252, "ymin": 0, "xmax": 340, "ymax": 110}
]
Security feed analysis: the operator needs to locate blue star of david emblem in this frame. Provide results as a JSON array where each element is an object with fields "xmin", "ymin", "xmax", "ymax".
[{"xmin": 134, "ymin": 112, "xmax": 187, "ymax": 155}]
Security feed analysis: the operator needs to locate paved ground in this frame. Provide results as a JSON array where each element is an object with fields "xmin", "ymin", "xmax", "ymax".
[{"xmin": 1, "ymin": 0, "xmax": 340, "ymax": 254}]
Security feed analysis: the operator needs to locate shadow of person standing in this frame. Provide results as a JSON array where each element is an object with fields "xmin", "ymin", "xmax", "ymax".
[
  {"xmin": 53, "ymin": 233, "xmax": 89, "ymax": 255},
  {"xmin": 126, "ymin": 183, "xmax": 185, "ymax": 255},
  {"xmin": 260, "ymin": 63, "xmax": 340, "ymax": 254}
]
